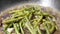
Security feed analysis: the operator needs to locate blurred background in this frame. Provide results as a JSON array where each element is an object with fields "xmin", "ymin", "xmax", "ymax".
[{"xmin": 0, "ymin": 0, "xmax": 60, "ymax": 11}]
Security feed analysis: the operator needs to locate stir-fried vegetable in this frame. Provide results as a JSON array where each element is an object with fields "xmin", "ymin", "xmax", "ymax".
[{"xmin": 2, "ymin": 6, "xmax": 57, "ymax": 34}]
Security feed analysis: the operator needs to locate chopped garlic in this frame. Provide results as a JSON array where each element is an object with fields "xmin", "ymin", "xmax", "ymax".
[
  {"xmin": 7, "ymin": 28, "xmax": 14, "ymax": 33},
  {"xmin": 53, "ymin": 18, "xmax": 56, "ymax": 21}
]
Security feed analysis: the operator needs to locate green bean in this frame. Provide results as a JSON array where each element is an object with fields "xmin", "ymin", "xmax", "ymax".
[
  {"xmin": 33, "ymin": 16, "xmax": 43, "ymax": 27},
  {"xmin": 49, "ymin": 22, "xmax": 55, "ymax": 33},
  {"xmin": 46, "ymin": 20, "xmax": 56, "ymax": 33},
  {"xmin": 16, "ymin": 23, "xmax": 20, "ymax": 31},
  {"xmin": 43, "ymin": 23, "xmax": 50, "ymax": 34},
  {"xmin": 25, "ymin": 22, "xmax": 36, "ymax": 34},
  {"xmin": 19, "ymin": 22, "xmax": 24, "ymax": 34},
  {"xmin": 28, "ymin": 13, "xmax": 32, "ymax": 20},
  {"xmin": 37, "ymin": 26, "xmax": 42, "ymax": 34},
  {"xmin": 43, "ymin": 20, "xmax": 56, "ymax": 34},
  {"xmin": 13, "ymin": 23, "xmax": 20, "ymax": 34},
  {"xmin": 3, "ymin": 17, "xmax": 23, "ymax": 24}
]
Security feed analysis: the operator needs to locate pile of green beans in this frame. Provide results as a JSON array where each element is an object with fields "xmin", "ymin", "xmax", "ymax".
[{"xmin": 3, "ymin": 6, "xmax": 57, "ymax": 34}]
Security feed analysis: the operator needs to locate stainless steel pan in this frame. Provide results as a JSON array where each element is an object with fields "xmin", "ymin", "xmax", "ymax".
[{"xmin": 0, "ymin": 0, "xmax": 60, "ymax": 34}]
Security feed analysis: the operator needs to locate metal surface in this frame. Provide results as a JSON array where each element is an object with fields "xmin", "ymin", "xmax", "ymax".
[
  {"xmin": 0, "ymin": 0, "xmax": 60, "ymax": 34},
  {"xmin": 0, "ymin": 0, "xmax": 60, "ymax": 11}
]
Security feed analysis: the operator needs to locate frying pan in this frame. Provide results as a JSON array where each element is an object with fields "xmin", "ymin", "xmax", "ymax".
[{"xmin": 0, "ymin": 0, "xmax": 60, "ymax": 34}]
